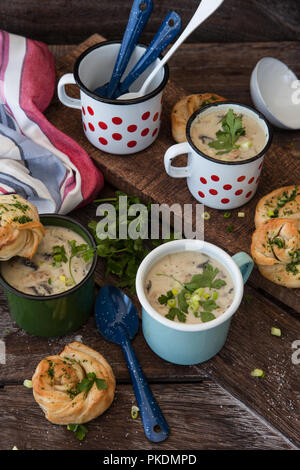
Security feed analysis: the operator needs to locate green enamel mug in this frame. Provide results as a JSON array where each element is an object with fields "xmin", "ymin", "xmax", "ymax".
[{"xmin": 0, "ymin": 214, "xmax": 97, "ymax": 338}]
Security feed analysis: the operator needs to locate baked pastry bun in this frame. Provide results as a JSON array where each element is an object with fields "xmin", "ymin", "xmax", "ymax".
[
  {"xmin": 251, "ymin": 218, "xmax": 300, "ymax": 288},
  {"xmin": 171, "ymin": 93, "xmax": 227, "ymax": 143},
  {"xmin": 0, "ymin": 194, "xmax": 45, "ymax": 260},
  {"xmin": 32, "ymin": 342, "xmax": 116, "ymax": 425},
  {"xmin": 255, "ymin": 185, "xmax": 300, "ymax": 228}
]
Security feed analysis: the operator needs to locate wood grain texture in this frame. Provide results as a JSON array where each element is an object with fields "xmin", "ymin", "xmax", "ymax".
[
  {"xmin": 0, "ymin": 0, "xmax": 300, "ymax": 44},
  {"xmin": 0, "ymin": 383, "xmax": 296, "ymax": 450},
  {"xmin": 47, "ymin": 35, "xmax": 300, "ymax": 312}
]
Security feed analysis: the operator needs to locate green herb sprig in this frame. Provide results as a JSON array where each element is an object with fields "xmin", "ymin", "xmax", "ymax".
[
  {"xmin": 67, "ymin": 423, "xmax": 88, "ymax": 441},
  {"xmin": 208, "ymin": 109, "xmax": 246, "ymax": 155}
]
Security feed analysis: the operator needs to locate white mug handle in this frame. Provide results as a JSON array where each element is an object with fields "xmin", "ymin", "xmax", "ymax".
[
  {"xmin": 164, "ymin": 142, "xmax": 191, "ymax": 178},
  {"xmin": 57, "ymin": 73, "xmax": 81, "ymax": 109}
]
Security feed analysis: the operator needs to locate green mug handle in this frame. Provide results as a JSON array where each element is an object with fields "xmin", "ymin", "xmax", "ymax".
[{"xmin": 232, "ymin": 252, "xmax": 254, "ymax": 283}]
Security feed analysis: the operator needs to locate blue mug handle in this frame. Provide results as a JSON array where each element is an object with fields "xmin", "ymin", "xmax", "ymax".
[{"xmin": 232, "ymin": 252, "xmax": 254, "ymax": 283}]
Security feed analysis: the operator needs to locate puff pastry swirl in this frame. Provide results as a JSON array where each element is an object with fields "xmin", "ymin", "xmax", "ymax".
[
  {"xmin": 0, "ymin": 194, "xmax": 45, "ymax": 260},
  {"xmin": 255, "ymin": 185, "xmax": 300, "ymax": 228},
  {"xmin": 251, "ymin": 218, "xmax": 300, "ymax": 288},
  {"xmin": 32, "ymin": 342, "xmax": 116, "ymax": 425}
]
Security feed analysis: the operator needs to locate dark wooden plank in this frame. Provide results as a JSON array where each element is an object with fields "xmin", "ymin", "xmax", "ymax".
[
  {"xmin": 0, "ymin": 383, "xmax": 296, "ymax": 450},
  {"xmin": 47, "ymin": 35, "xmax": 300, "ymax": 312},
  {"xmin": 1, "ymin": 0, "xmax": 300, "ymax": 44}
]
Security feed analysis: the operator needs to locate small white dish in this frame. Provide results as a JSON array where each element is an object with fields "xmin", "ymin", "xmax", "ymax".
[{"xmin": 250, "ymin": 57, "xmax": 300, "ymax": 130}]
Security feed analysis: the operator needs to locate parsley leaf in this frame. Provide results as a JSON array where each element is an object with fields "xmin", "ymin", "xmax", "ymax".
[
  {"xmin": 166, "ymin": 307, "xmax": 186, "ymax": 323},
  {"xmin": 52, "ymin": 245, "xmax": 68, "ymax": 267},
  {"xmin": 158, "ymin": 290, "xmax": 174, "ymax": 305},
  {"xmin": 200, "ymin": 311, "xmax": 216, "ymax": 323},
  {"xmin": 184, "ymin": 264, "xmax": 222, "ymax": 291},
  {"xmin": 76, "ymin": 372, "xmax": 107, "ymax": 397},
  {"xmin": 208, "ymin": 109, "xmax": 246, "ymax": 155},
  {"xmin": 67, "ymin": 423, "xmax": 88, "ymax": 441}
]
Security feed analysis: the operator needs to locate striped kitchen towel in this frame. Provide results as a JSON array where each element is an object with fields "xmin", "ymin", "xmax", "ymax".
[{"xmin": 0, "ymin": 31, "xmax": 104, "ymax": 214}]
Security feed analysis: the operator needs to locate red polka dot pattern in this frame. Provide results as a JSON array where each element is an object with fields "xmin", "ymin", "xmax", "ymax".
[
  {"xmin": 127, "ymin": 141, "xmax": 137, "ymax": 148},
  {"xmin": 198, "ymin": 191, "xmax": 205, "ymax": 198},
  {"xmin": 200, "ymin": 177, "xmax": 207, "ymax": 184},
  {"xmin": 221, "ymin": 198, "xmax": 230, "ymax": 204},
  {"xmin": 82, "ymin": 106, "xmax": 86, "ymax": 115},
  {"xmin": 141, "ymin": 128, "xmax": 149, "ymax": 137},
  {"xmin": 235, "ymin": 189, "xmax": 243, "ymax": 196},
  {"xmin": 223, "ymin": 184, "xmax": 232, "ymax": 190},
  {"xmin": 246, "ymin": 191, "xmax": 252, "ymax": 198},
  {"xmin": 112, "ymin": 117, "xmax": 122, "ymax": 125},
  {"xmin": 99, "ymin": 121, "xmax": 107, "ymax": 130},
  {"xmin": 248, "ymin": 177, "xmax": 254, "ymax": 184},
  {"xmin": 209, "ymin": 189, "xmax": 218, "ymax": 195},
  {"xmin": 112, "ymin": 133, "xmax": 122, "ymax": 141},
  {"xmin": 153, "ymin": 112, "xmax": 159, "ymax": 122},
  {"xmin": 237, "ymin": 175, "xmax": 246, "ymax": 182},
  {"xmin": 88, "ymin": 122, "xmax": 95, "ymax": 131},
  {"xmin": 211, "ymin": 175, "xmax": 219, "ymax": 182},
  {"xmin": 259, "ymin": 162, "xmax": 263, "ymax": 169},
  {"xmin": 152, "ymin": 128, "xmax": 158, "ymax": 137},
  {"xmin": 87, "ymin": 106, "xmax": 94, "ymax": 115},
  {"xmin": 142, "ymin": 111, "xmax": 150, "ymax": 120},
  {"xmin": 128, "ymin": 125, "xmax": 137, "ymax": 133},
  {"xmin": 99, "ymin": 137, "xmax": 108, "ymax": 145},
  {"xmin": 83, "ymin": 123, "xmax": 87, "ymax": 131}
]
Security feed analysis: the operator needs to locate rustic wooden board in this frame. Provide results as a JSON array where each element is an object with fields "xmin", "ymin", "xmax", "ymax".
[
  {"xmin": 47, "ymin": 35, "xmax": 300, "ymax": 312},
  {"xmin": 0, "ymin": 383, "xmax": 296, "ymax": 450},
  {"xmin": 1, "ymin": 0, "xmax": 300, "ymax": 45}
]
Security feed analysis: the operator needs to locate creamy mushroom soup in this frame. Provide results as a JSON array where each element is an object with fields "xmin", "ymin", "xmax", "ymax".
[
  {"xmin": 145, "ymin": 251, "xmax": 234, "ymax": 324},
  {"xmin": 1, "ymin": 226, "xmax": 93, "ymax": 296},
  {"xmin": 190, "ymin": 107, "xmax": 267, "ymax": 161}
]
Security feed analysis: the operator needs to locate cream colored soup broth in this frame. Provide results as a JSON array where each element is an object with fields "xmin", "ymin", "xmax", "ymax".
[
  {"xmin": 1, "ymin": 226, "xmax": 92, "ymax": 296},
  {"xmin": 145, "ymin": 251, "xmax": 234, "ymax": 324},
  {"xmin": 190, "ymin": 108, "xmax": 266, "ymax": 161}
]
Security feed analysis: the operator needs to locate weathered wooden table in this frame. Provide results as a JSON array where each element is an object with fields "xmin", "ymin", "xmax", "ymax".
[{"xmin": 0, "ymin": 40, "xmax": 299, "ymax": 450}]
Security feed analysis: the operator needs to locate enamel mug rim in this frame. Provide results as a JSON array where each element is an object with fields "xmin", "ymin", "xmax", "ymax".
[
  {"xmin": 186, "ymin": 101, "xmax": 273, "ymax": 165},
  {"xmin": 73, "ymin": 40, "xmax": 169, "ymax": 106},
  {"xmin": 136, "ymin": 239, "xmax": 246, "ymax": 332}
]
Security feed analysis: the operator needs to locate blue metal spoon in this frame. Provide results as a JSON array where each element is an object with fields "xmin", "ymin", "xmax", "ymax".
[
  {"xmin": 112, "ymin": 11, "xmax": 181, "ymax": 99},
  {"xmin": 94, "ymin": 285, "xmax": 170, "ymax": 443},
  {"xmin": 94, "ymin": 0, "xmax": 153, "ymax": 99}
]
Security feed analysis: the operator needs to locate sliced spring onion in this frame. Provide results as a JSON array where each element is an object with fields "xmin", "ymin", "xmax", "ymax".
[
  {"xmin": 238, "ymin": 212, "xmax": 245, "ymax": 218},
  {"xmin": 271, "ymin": 327, "xmax": 282, "ymax": 337},
  {"xmin": 171, "ymin": 288, "xmax": 178, "ymax": 296},
  {"xmin": 59, "ymin": 275, "xmax": 66, "ymax": 283},
  {"xmin": 190, "ymin": 301, "xmax": 199, "ymax": 313},
  {"xmin": 223, "ymin": 212, "xmax": 231, "ymax": 219},
  {"xmin": 131, "ymin": 405, "xmax": 139, "ymax": 419},
  {"xmin": 194, "ymin": 287, "xmax": 204, "ymax": 297},
  {"xmin": 202, "ymin": 212, "xmax": 210, "ymax": 220},
  {"xmin": 251, "ymin": 368, "xmax": 265, "ymax": 378},
  {"xmin": 23, "ymin": 379, "xmax": 33, "ymax": 389},
  {"xmin": 212, "ymin": 291, "xmax": 219, "ymax": 300},
  {"xmin": 191, "ymin": 294, "xmax": 201, "ymax": 302},
  {"xmin": 12, "ymin": 446, "xmax": 18, "ymax": 450},
  {"xmin": 241, "ymin": 141, "xmax": 253, "ymax": 150},
  {"xmin": 203, "ymin": 293, "xmax": 211, "ymax": 300},
  {"xmin": 167, "ymin": 298, "xmax": 176, "ymax": 308},
  {"xmin": 267, "ymin": 210, "xmax": 275, "ymax": 217}
]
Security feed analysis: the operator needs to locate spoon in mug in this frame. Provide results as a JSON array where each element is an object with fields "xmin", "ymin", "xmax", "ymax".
[
  {"xmin": 118, "ymin": 0, "xmax": 224, "ymax": 100},
  {"xmin": 94, "ymin": 0, "xmax": 153, "ymax": 99}
]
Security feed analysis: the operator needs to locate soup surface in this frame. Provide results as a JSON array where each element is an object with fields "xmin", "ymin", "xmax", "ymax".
[
  {"xmin": 1, "ymin": 226, "xmax": 92, "ymax": 296},
  {"xmin": 145, "ymin": 251, "xmax": 235, "ymax": 324},
  {"xmin": 190, "ymin": 107, "xmax": 266, "ymax": 161}
]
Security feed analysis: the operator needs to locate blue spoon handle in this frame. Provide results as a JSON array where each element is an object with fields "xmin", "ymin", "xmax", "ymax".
[
  {"xmin": 115, "ymin": 11, "xmax": 181, "ymax": 98},
  {"xmin": 106, "ymin": 0, "xmax": 153, "ymax": 99},
  {"xmin": 120, "ymin": 336, "xmax": 170, "ymax": 443}
]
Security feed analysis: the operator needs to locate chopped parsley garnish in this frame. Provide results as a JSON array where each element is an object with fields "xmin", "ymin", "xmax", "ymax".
[
  {"xmin": 67, "ymin": 423, "xmax": 88, "ymax": 441},
  {"xmin": 12, "ymin": 215, "xmax": 32, "ymax": 224},
  {"xmin": 52, "ymin": 245, "xmax": 68, "ymax": 267},
  {"xmin": 208, "ymin": 109, "xmax": 246, "ymax": 155},
  {"xmin": 157, "ymin": 264, "xmax": 226, "ymax": 323},
  {"xmin": 269, "ymin": 237, "xmax": 285, "ymax": 249},
  {"xmin": 268, "ymin": 186, "xmax": 299, "ymax": 218},
  {"xmin": 76, "ymin": 372, "xmax": 107, "ymax": 398},
  {"xmin": 47, "ymin": 360, "xmax": 55, "ymax": 379},
  {"xmin": 286, "ymin": 249, "xmax": 300, "ymax": 275}
]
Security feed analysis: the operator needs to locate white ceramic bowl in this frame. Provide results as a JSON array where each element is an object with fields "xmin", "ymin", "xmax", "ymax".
[{"xmin": 250, "ymin": 57, "xmax": 300, "ymax": 130}]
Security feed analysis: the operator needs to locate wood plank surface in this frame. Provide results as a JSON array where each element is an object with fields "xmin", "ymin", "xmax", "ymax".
[
  {"xmin": 0, "ymin": 383, "xmax": 296, "ymax": 450},
  {"xmin": 1, "ymin": 0, "xmax": 300, "ymax": 45},
  {"xmin": 47, "ymin": 35, "xmax": 300, "ymax": 312}
]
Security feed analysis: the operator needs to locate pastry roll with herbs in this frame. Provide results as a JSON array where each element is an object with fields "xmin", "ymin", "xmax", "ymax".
[
  {"xmin": 32, "ymin": 342, "xmax": 115, "ymax": 425},
  {"xmin": 0, "ymin": 194, "xmax": 45, "ymax": 260},
  {"xmin": 255, "ymin": 185, "xmax": 300, "ymax": 228},
  {"xmin": 251, "ymin": 218, "xmax": 300, "ymax": 288}
]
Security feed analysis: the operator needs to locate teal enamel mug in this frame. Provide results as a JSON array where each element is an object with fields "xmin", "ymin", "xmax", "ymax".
[{"xmin": 136, "ymin": 239, "xmax": 253, "ymax": 365}]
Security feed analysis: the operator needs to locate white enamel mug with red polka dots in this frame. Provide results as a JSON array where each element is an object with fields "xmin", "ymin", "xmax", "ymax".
[
  {"xmin": 57, "ymin": 41, "xmax": 168, "ymax": 155},
  {"xmin": 164, "ymin": 102, "xmax": 272, "ymax": 210}
]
